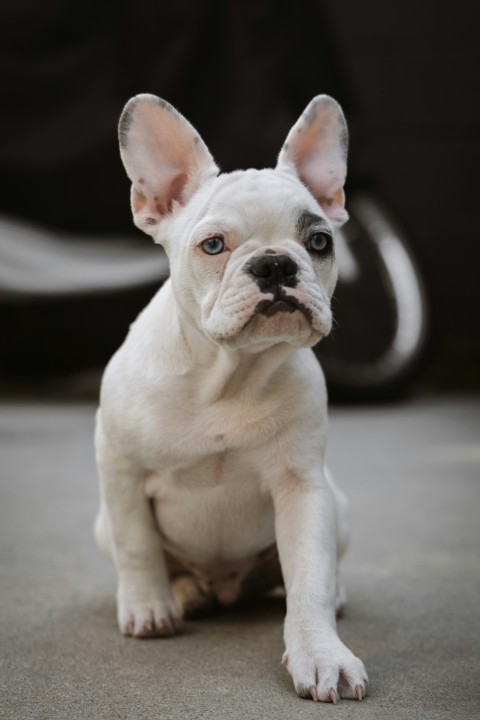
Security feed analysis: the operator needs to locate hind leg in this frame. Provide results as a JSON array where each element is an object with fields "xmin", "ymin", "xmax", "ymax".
[{"xmin": 170, "ymin": 574, "xmax": 213, "ymax": 618}]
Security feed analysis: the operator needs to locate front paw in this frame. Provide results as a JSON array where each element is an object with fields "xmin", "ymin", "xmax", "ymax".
[
  {"xmin": 117, "ymin": 586, "xmax": 182, "ymax": 638},
  {"xmin": 283, "ymin": 636, "xmax": 368, "ymax": 703}
]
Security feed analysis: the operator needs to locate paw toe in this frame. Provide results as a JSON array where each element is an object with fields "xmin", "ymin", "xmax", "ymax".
[
  {"xmin": 295, "ymin": 683, "xmax": 315, "ymax": 700},
  {"xmin": 338, "ymin": 664, "xmax": 369, "ymax": 700},
  {"xmin": 122, "ymin": 616, "xmax": 134, "ymax": 636},
  {"xmin": 329, "ymin": 688, "xmax": 338, "ymax": 704},
  {"xmin": 156, "ymin": 618, "xmax": 175, "ymax": 637},
  {"xmin": 135, "ymin": 618, "xmax": 155, "ymax": 638}
]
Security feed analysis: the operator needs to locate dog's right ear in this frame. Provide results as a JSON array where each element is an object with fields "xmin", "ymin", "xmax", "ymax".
[{"xmin": 119, "ymin": 95, "xmax": 219, "ymax": 235}]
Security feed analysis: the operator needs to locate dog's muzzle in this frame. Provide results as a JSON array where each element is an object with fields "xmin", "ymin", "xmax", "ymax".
[{"xmin": 243, "ymin": 252, "xmax": 313, "ymax": 320}]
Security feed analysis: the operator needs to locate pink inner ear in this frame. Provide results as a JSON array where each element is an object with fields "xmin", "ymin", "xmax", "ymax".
[
  {"xmin": 120, "ymin": 95, "xmax": 218, "ymax": 234},
  {"xmin": 154, "ymin": 170, "xmax": 188, "ymax": 215},
  {"xmin": 301, "ymin": 153, "xmax": 345, "ymax": 202},
  {"xmin": 296, "ymin": 155, "xmax": 347, "ymax": 223},
  {"xmin": 131, "ymin": 167, "xmax": 190, "ymax": 231}
]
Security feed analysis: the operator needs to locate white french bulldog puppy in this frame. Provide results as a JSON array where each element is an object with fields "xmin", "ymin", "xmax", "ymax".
[{"xmin": 94, "ymin": 94, "xmax": 368, "ymax": 703}]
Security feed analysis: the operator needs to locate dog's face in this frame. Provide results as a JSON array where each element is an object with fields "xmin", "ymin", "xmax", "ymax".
[
  {"xmin": 167, "ymin": 169, "xmax": 338, "ymax": 350},
  {"xmin": 119, "ymin": 95, "xmax": 349, "ymax": 350}
]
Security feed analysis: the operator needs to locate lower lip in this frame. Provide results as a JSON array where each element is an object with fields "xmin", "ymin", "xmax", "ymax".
[{"xmin": 261, "ymin": 300, "xmax": 298, "ymax": 316}]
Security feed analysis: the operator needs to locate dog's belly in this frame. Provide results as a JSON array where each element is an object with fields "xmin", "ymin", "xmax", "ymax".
[{"xmin": 145, "ymin": 456, "xmax": 275, "ymax": 571}]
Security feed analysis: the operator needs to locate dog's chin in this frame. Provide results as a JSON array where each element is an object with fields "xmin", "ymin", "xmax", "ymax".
[{"xmin": 210, "ymin": 305, "xmax": 327, "ymax": 351}]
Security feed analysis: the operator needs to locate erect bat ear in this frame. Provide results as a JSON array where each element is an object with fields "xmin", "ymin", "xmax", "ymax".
[
  {"xmin": 277, "ymin": 95, "xmax": 349, "ymax": 227},
  {"xmin": 119, "ymin": 94, "xmax": 219, "ymax": 236}
]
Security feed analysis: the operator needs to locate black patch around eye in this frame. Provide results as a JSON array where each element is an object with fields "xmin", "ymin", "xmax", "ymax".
[
  {"xmin": 296, "ymin": 209, "xmax": 330, "ymax": 237},
  {"xmin": 296, "ymin": 209, "xmax": 334, "ymax": 259}
]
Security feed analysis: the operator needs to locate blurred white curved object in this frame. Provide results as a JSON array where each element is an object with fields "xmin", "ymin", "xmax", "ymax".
[
  {"xmin": 335, "ymin": 228, "xmax": 359, "ymax": 283},
  {"xmin": 350, "ymin": 194, "xmax": 427, "ymax": 371},
  {"xmin": 0, "ymin": 215, "xmax": 168, "ymax": 298},
  {"xmin": 316, "ymin": 192, "xmax": 430, "ymax": 396}
]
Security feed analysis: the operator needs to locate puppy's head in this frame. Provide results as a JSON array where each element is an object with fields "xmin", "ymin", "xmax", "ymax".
[{"xmin": 119, "ymin": 95, "xmax": 349, "ymax": 351}]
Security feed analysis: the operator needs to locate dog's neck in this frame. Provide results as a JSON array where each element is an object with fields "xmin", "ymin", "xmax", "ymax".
[
  {"xmin": 182, "ymin": 314, "xmax": 296, "ymax": 406},
  {"xmin": 148, "ymin": 281, "xmax": 297, "ymax": 406},
  {"xmin": 193, "ymin": 335, "xmax": 295, "ymax": 407}
]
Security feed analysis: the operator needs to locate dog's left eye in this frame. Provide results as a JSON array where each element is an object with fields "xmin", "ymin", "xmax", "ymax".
[
  {"xmin": 201, "ymin": 236, "xmax": 225, "ymax": 255},
  {"xmin": 308, "ymin": 232, "xmax": 332, "ymax": 254}
]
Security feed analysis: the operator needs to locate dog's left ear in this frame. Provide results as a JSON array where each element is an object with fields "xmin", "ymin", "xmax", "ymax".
[
  {"xmin": 277, "ymin": 95, "xmax": 348, "ymax": 225},
  {"xmin": 119, "ymin": 94, "xmax": 219, "ymax": 235}
]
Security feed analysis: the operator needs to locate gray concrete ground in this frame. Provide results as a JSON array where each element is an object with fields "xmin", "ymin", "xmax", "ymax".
[{"xmin": 1, "ymin": 397, "xmax": 479, "ymax": 720}]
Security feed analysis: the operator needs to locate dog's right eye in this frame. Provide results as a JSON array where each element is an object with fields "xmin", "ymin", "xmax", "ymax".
[{"xmin": 201, "ymin": 236, "xmax": 225, "ymax": 255}]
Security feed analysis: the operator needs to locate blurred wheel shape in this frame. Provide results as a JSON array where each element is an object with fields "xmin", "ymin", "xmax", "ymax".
[{"xmin": 315, "ymin": 193, "xmax": 430, "ymax": 401}]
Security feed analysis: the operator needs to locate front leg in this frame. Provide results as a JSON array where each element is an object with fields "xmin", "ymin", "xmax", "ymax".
[
  {"xmin": 273, "ymin": 470, "xmax": 368, "ymax": 702},
  {"xmin": 96, "ymin": 435, "xmax": 181, "ymax": 638}
]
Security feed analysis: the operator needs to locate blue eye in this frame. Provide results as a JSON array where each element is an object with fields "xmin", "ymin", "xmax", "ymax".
[
  {"xmin": 308, "ymin": 232, "xmax": 331, "ymax": 254},
  {"xmin": 201, "ymin": 236, "xmax": 225, "ymax": 255}
]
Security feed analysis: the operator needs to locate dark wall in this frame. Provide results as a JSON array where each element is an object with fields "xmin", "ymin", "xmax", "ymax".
[{"xmin": 323, "ymin": 0, "xmax": 480, "ymax": 383}]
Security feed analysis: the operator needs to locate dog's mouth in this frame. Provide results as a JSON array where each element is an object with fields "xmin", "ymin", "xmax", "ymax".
[
  {"xmin": 213, "ymin": 287, "xmax": 325, "ymax": 349},
  {"xmin": 254, "ymin": 292, "xmax": 313, "ymax": 321}
]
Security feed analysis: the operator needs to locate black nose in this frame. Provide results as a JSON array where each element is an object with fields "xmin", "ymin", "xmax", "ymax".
[{"xmin": 246, "ymin": 253, "xmax": 298, "ymax": 289}]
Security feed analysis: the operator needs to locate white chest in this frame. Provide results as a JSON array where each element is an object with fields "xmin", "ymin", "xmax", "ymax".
[{"xmin": 144, "ymin": 450, "xmax": 276, "ymax": 568}]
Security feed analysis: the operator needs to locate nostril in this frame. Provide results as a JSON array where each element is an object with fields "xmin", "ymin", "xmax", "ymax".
[
  {"xmin": 282, "ymin": 256, "xmax": 298, "ymax": 277},
  {"xmin": 246, "ymin": 254, "xmax": 299, "ymax": 286},
  {"xmin": 249, "ymin": 256, "xmax": 275, "ymax": 278}
]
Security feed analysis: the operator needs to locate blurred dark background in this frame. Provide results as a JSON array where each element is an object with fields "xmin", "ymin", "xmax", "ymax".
[{"xmin": 1, "ymin": 0, "xmax": 479, "ymax": 396}]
